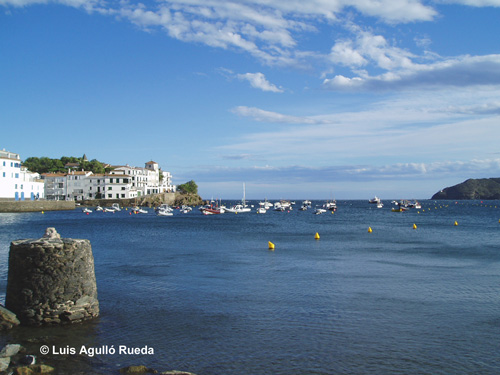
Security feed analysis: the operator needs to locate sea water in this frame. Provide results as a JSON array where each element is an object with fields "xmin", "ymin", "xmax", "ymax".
[{"xmin": 0, "ymin": 200, "xmax": 499, "ymax": 374}]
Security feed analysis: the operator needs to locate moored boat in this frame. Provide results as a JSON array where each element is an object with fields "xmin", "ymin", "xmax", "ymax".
[
  {"xmin": 314, "ymin": 207, "xmax": 327, "ymax": 215},
  {"xmin": 226, "ymin": 183, "xmax": 251, "ymax": 213}
]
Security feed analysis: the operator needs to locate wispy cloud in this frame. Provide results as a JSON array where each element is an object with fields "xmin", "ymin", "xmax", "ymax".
[
  {"xmin": 236, "ymin": 72, "xmax": 283, "ymax": 92},
  {"xmin": 231, "ymin": 106, "xmax": 331, "ymax": 124},
  {"xmin": 324, "ymin": 54, "xmax": 500, "ymax": 91},
  {"xmin": 3, "ymin": 0, "xmax": 500, "ymax": 80},
  {"xmin": 0, "ymin": 0, "xmax": 440, "ymax": 68},
  {"xmin": 188, "ymin": 158, "xmax": 500, "ymax": 184}
]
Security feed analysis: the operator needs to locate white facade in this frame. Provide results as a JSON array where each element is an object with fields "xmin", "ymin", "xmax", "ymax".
[
  {"xmin": 0, "ymin": 149, "xmax": 44, "ymax": 200},
  {"xmin": 100, "ymin": 174, "xmax": 138, "ymax": 200},
  {"xmin": 111, "ymin": 161, "xmax": 176, "ymax": 196},
  {"xmin": 43, "ymin": 173, "xmax": 68, "ymax": 201},
  {"xmin": 66, "ymin": 171, "xmax": 94, "ymax": 200},
  {"xmin": 42, "ymin": 160, "xmax": 175, "ymax": 201}
]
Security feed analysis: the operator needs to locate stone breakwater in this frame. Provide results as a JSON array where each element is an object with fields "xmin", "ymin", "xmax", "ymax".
[
  {"xmin": 5, "ymin": 228, "xmax": 99, "ymax": 326},
  {"xmin": 0, "ymin": 200, "xmax": 75, "ymax": 213}
]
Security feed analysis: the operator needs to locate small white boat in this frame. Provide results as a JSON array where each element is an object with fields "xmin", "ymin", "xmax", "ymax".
[
  {"xmin": 103, "ymin": 207, "xmax": 115, "ymax": 212},
  {"xmin": 369, "ymin": 196, "xmax": 381, "ymax": 204},
  {"xmin": 408, "ymin": 200, "xmax": 421, "ymax": 209},
  {"xmin": 95, "ymin": 205, "xmax": 103, "ymax": 211},
  {"xmin": 82, "ymin": 207, "xmax": 92, "ymax": 213},
  {"xmin": 111, "ymin": 203, "xmax": 121, "ymax": 211},
  {"xmin": 157, "ymin": 209, "xmax": 173, "ymax": 216},
  {"xmin": 259, "ymin": 199, "xmax": 273, "ymax": 210},
  {"xmin": 376, "ymin": 202, "xmax": 384, "ymax": 208},
  {"xmin": 226, "ymin": 204, "xmax": 251, "ymax": 214},
  {"xmin": 132, "ymin": 206, "xmax": 148, "ymax": 214},
  {"xmin": 226, "ymin": 183, "xmax": 251, "ymax": 213},
  {"xmin": 256, "ymin": 202, "xmax": 267, "ymax": 214},
  {"xmin": 314, "ymin": 208, "xmax": 327, "ymax": 215},
  {"xmin": 323, "ymin": 200, "xmax": 337, "ymax": 211},
  {"xmin": 180, "ymin": 205, "xmax": 193, "ymax": 214}
]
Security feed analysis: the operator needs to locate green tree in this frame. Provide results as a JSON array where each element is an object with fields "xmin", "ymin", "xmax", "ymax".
[
  {"xmin": 177, "ymin": 180, "xmax": 198, "ymax": 194},
  {"xmin": 88, "ymin": 159, "xmax": 105, "ymax": 174},
  {"xmin": 23, "ymin": 155, "xmax": 106, "ymax": 174}
]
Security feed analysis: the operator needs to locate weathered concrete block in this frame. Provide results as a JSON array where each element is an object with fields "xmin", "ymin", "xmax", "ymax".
[{"xmin": 5, "ymin": 228, "xmax": 99, "ymax": 326}]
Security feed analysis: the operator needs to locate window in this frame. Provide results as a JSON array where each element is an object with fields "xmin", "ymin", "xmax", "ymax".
[
  {"xmin": 108, "ymin": 187, "xmax": 112, "ymax": 190},
  {"xmin": 108, "ymin": 194, "xmax": 112, "ymax": 198},
  {"xmin": 2, "ymin": 172, "xmax": 4, "ymax": 177},
  {"xmin": 121, "ymin": 194, "xmax": 125, "ymax": 198},
  {"xmin": 121, "ymin": 187, "xmax": 125, "ymax": 190},
  {"xmin": 15, "ymin": 173, "xmax": 19, "ymax": 178}
]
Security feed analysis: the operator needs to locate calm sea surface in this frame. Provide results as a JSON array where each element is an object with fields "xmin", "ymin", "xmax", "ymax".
[{"xmin": 1, "ymin": 200, "xmax": 499, "ymax": 374}]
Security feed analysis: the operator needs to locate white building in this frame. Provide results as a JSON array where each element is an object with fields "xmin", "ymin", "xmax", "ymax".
[
  {"xmin": 98, "ymin": 174, "xmax": 138, "ymax": 200},
  {"xmin": 0, "ymin": 149, "xmax": 45, "ymax": 201},
  {"xmin": 111, "ymin": 161, "xmax": 175, "ymax": 196},
  {"xmin": 66, "ymin": 170, "xmax": 94, "ymax": 201},
  {"xmin": 43, "ymin": 173, "xmax": 68, "ymax": 201},
  {"xmin": 42, "ymin": 160, "xmax": 175, "ymax": 201}
]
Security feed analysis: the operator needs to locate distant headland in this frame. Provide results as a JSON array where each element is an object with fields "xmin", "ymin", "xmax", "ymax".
[{"xmin": 431, "ymin": 178, "xmax": 500, "ymax": 200}]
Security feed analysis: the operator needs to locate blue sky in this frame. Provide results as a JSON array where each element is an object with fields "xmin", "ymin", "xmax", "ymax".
[{"xmin": 2, "ymin": 0, "xmax": 500, "ymax": 199}]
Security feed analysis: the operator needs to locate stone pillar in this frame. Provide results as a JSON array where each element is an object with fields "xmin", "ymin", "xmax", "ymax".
[{"xmin": 5, "ymin": 228, "xmax": 99, "ymax": 325}]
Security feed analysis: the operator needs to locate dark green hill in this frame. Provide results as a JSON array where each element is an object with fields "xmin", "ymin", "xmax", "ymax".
[{"xmin": 431, "ymin": 178, "xmax": 500, "ymax": 200}]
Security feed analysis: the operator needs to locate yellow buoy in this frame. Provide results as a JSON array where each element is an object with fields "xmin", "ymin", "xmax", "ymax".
[
  {"xmin": 268, "ymin": 241, "xmax": 275, "ymax": 250},
  {"xmin": 314, "ymin": 232, "xmax": 320, "ymax": 240},
  {"xmin": 413, "ymin": 223, "xmax": 417, "ymax": 229},
  {"xmin": 368, "ymin": 227, "xmax": 373, "ymax": 233},
  {"xmin": 454, "ymin": 221, "xmax": 458, "ymax": 226},
  {"xmin": 41, "ymin": 211, "xmax": 44, "ymax": 214}
]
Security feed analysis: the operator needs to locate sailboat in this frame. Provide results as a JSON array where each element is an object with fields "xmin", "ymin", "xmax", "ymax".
[{"xmin": 225, "ymin": 183, "xmax": 251, "ymax": 213}]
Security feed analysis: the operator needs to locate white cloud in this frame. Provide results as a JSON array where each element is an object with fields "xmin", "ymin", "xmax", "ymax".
[
  {"xmin": 186, "ymin": 158, "xmax": 500, "ymax": 184},
  {"xmin": 236, "ymin": 72, "xmax": 283, "ymax": 92},
  {"xmin": 0, "ymin": 0, "xmax": 102, "ymax": 11},
  {"xmin": 231, "ymin": 106, "xmax": 331, "ymax": 124},
  {"xmin": 438, "ymin": 0, "xmax": 500, "ymax": 6},
  {"xmin": 323, "ymin": 54, "xmax": 500, "ymax": 91},
  {"xmin": 0, "ymin": 0, "xmax": 442, "ymax": 67}
]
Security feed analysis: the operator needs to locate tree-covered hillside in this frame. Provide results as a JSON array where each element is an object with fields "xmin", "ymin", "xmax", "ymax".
[
  {"xmin": 431, "ymin": 178, "xmax": 500, "ymax": 200},
  {"xmin": 23, "ymin": 156, "xmax": 106, "ymax": 174}
]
